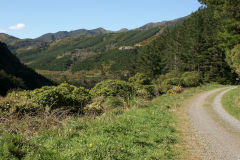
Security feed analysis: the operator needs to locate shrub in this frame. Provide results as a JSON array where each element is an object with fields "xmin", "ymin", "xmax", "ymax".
[
  {"xmin": 154, "ymin": 71, "xmax": 184, "ymax": 94},
  {"xmin": 134, "ymin": 85, "xmax": 155, "ymax": 99},
  {"xmin": 0, "ymin": 95, "xmax": 40, "ymax": 115},
  {"xmin": 154, "ymin": 71, "xmax": 182, "ymax": 84},
  {"xmin": 129, "ymin": 73, "xmax": 155, "ymax": 99},
  {"xmin": 30, "ymin": 83, "xmax": 91, "ymax": 110},
  {"xmin": 128, "ymin": 73, "xmax": 151, "ymax": 85},
  {"xmin": 181, "ymin": 71, "xmax": 201, "ymax": 87},
  {"xmin": 154, "ymin": 71, "xmax": 202, "ymax": 94},
  {"xmin": 156, "ymin": 79, "xmax": 173, "ymax": 94},
  {"xmin": 90, "ymin": 80, "xmax": 135, "ymax": 100},
  {"xmin": 84, "ymin": 97, "xmax": 105, "ymax": 115},
  {"xmin": 167, "ymin": 86, "xmax": 183, "ymax": 95}
]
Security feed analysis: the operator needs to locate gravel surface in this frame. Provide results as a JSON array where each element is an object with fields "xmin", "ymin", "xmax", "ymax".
[{"xmin": 188, "ymin": 87, "xmax": 240, "ymax": 160}]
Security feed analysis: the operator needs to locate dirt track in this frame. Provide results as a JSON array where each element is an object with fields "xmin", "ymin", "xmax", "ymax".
[{"xmin": 188, "ymin": 87, "xmax": 240, "ymax": 160}]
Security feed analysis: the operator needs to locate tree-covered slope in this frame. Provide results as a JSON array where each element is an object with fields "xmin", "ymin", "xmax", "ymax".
[
  {"xmin": 17, "ymin": 27, "xmax": 161, "ymax": 71},
  {"xmin": 0, "ymin": 17, "xmax": 187, "ymax": 73},
  {"xmin": 0, "ymin": 33, "xmax": 19, "ymax": 44},
  {"xmin": 0, "ymin": 42, "xmax": 54, "ymax": 95},
  {"xmin": 35, "ymin": 27, "xmax": 113, "ymax": 42},
  {"xmin": 198, "ymin": 0, "xmax": 240, "ymax": 77},
  {"xmin": 137, "ymin": 6, "xmax": 237, "ymax": 83},
  {"xmin": 138, "ymin": 16, "xmax": 188, "ymax": 30}
]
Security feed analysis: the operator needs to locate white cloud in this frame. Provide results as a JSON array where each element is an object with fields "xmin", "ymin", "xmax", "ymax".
[
  {"xmin": 8, "ymin": 23, "xmax": 26, "ymax": 30},
  {"xmin": 0, "ymin": 29, "xmax": 5, "ymax": 33}
]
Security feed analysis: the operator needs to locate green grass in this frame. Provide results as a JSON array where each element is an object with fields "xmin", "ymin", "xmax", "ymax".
[
  {"xmin": 0, "ymin": 84, "xmax": 225, "ymax": 159},
  {"xmin": 222, "ymin": 87, "xmax": 240, "ymax": 120}
]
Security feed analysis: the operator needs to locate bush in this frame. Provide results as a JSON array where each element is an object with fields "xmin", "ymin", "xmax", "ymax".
[
  {"xmin": 181, "ymin": 71, "xmax": 201, "ymax": 87},
  {"xmin": 30, "ymin": 83, "xmax": 91, "ymax": 110},
  {"xmin": 84, "ymin": 96, "xmax": 125, "ymax": 115},
  {"xmin": 0, "ymin": 95, "xmax": 40, "ymax": 115},
  {"xmin": 128, "ymin": 73, "xmax": 151, "ymax": 85},
  {"xmin": 90, "ymin": 80, "xmax": 135, "ymax": 100},
  {"xmin": 157, "ymin": 80, "xmax": 172, "ymax": 94},
  {"xmin": 154, "ymin": 71, "xmax": 202, "ymax": 94},
  {"xmin": 167, "ymin": 86, "xmax": 183, "ymax": 95},
  {"xmin": 84, "ymin": 97, "xmax": 105, "ymax": 115},
  {"xmin": 134, "ymin": 85, "xmax": 155, "ymax": 99},
  {"xmin": 153, "ymin": 71, "xmax": 184, "ymax": 94},
  {"xmin": 129, "ymin": 73, "xmax": 155, "ymax": 99}
]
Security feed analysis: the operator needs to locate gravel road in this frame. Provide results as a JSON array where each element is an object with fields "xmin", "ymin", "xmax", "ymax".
[{"xmin": 188, "ymin": 87, "xmax": 240, "ymax": 160}]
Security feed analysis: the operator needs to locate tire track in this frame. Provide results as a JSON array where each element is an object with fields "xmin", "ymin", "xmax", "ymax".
[{"xmin": 188, "ymin": 87, "xmax": 240, "ymax": 160}]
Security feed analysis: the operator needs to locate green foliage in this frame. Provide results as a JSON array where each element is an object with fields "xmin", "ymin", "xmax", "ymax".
[
  {"xmin": 157, "ymin": 80, "xmax": 173, "ymax": 94},
  {"xmin": 226, "ymin": 44, "xmax": 240, "ymax": 75},
  {"xmin": 154, "ymin": 72, "xmax": 182, "ymax": 94},
  {"xmin": 90, "ymin": 80, "xmax": 135, "ymax": 100},
  {"xmin": 0, "ymin": 82, "xmax": 91, "ymax": 115},
  {"xmin": 84, "ymin": 97, "xmax": 105, "ymax": 115},
  {"xmin": 71, "ymin": 48, "xmax": 139, "ymax": 73},
  {"xmin": 128, "ymin": 73, "xmax": 151, "ymax": 85},
  {"xmin": 181, "ymin": 71, "xmax": 202, "ymax": 87},
  {"xmin": 0, "ymin": 91, "xmax": 179, "ymax": 159},
  {"xmin": 137, "ymin": 39, "xmax": 166, "ymax": 77},
  {"xmin": 132, "ymin": 83, "xmax": 156, "ymax": 99},
  {"xmin": 135, "ymin": 87, "xmax": 153, "ymax": 100},
  {"xmin": 0, "ymin": 84, "xmax": 225, "ymax": 159},
  {"xmin": 138, "ymin": 7, "xmax": 237, "ymax": 83},
  {"xmin": 17, "ymin": 28, "xmax": 160, "ymax": 72},
  {"xmin": 30, "ymin": 83, "xmax": 90, "ymax": 110},
  {"xmin": 167, "ymin": 86, "xmax": 183, "ymax": 95},
  {"xmin": 198, "ymin": 0, "xmax": 240, "ymax": 76},
  {"xmin": 0, "ymin": 94, "xmax": 40, "ymax": 115},
  {"xmin": 128, "ymin": 73, "xmax": 156, "ymax": 99},
  {"xmin": 154, "ymin": 71, "xmax": 202, "ymax": 94},
  {"xmin": 84, "ymin": 96, "xmax": 125, "ymax": 116}
]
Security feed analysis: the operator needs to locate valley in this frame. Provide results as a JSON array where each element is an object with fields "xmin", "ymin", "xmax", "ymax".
[
  {"xmin": 0, "ymin": 0, "xmax": 240, "ymax": 159},
  {"xmin": 0, "ymin": 17, "xmax": 186, "ymax": 87}
]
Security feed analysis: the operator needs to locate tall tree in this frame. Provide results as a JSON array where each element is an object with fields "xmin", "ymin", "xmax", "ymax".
[
  {"xmin": 198, "ymin": 0, "xmax": 240, "ymax": 75},
  {"xmin": 138, "ymin": 6, "xmax": 237, "ymax": 83}
]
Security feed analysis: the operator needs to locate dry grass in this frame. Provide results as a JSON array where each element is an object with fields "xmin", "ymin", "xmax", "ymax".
[{"xmin": 0, "ymin": 109, "xmax": 73, "ymax": 136}]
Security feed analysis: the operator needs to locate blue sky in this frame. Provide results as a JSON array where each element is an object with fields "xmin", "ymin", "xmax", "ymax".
[{"xmin": 0, "ymin": 0, "xmax": 201, "ymax": 39}]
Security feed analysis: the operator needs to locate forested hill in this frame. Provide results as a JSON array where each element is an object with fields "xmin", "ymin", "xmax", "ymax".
[
  {"xmin": 35, "ymin": 27, "xmax": 113, "ymax": 42},
  {"xmin": 0, "ymin": 17, "xmax": 188, "ymax": 87},
  {"xmin": 1, "ymin": 3, "xmax": 238, "ymax": 87},
  {"xmin": 137, "ymin": 6, "xmax": 238, "ymax": 84},
  {"xmin": 0, "ymin": 42, "xmax": 54, "ymax": 96}
]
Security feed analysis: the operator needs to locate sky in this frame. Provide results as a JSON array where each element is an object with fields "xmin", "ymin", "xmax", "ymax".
[{"xmin": 0, "ymin": 0, "xmax": 202, "ymax": 39}]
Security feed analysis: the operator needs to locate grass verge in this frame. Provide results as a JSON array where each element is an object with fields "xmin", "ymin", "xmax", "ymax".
[
  {"xmin": 222, "ymin": 86, "xmax": 240, "ymax": 120},
  {"xmin": 0, "ymin": 83, "xmax": 224, "ymax": 160}
]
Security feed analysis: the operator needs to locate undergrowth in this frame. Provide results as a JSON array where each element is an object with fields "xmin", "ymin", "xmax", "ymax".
[{"xmin": 0, "ymin": 83, "xmax": 224, "ymax": 159}]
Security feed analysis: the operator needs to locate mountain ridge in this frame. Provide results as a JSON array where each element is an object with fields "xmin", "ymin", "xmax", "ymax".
[
  {"xmin": 0, "ymin": 16, "xmax": 188, "ymax": 42},
  {"xmin": 35, "ymin": 27, "xmax": 113, "ymax": 42}
]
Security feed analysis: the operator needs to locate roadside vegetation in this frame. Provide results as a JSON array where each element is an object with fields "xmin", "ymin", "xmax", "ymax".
[
  {"xmin": 0, "ymin": 71, "xmax": 210, "ymax": 159},
  {"xmin": 0, "ymin": 0, "xmax": 239, "ymax": 159},
  {"xmin": 222, "ymin": 87, "xmax": 240, "ymax": 120}
]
